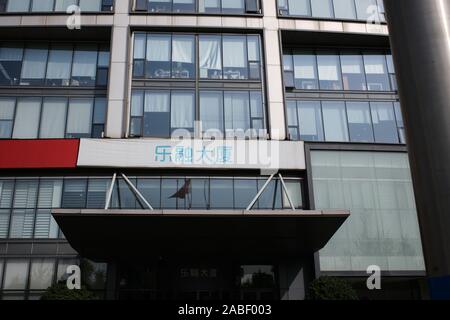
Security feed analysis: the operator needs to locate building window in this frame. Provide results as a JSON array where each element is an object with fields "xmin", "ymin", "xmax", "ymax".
[
  {"xmin": 57, "ymin": 176, "xmax": 303, "ymax": 210},
  {"xmin": 317, "ymin": 51, "xmax": 343, "ymax": 90},
  {"xmin": 370, "ymin": 101, "xmax": 398, "ymax": 143},
  {"xmin": 293, "ymin": 51, "xmax": 318, "ymax": 90},
  {"xmin": 0, "ymin": 42, "xmax": 109, "ymax": 88},
  {"xmin": 132, "ymin": 32, "xmax": 265, "ymax": 139},
  {"xmin": 0, "ymin": 96, "xmax": 106, "ymax": 140},
  {"xmin": 340, "ymin": 52, "xmax": 367, "ymax": 90},
  {"xmin": 311, "ymin": 150, "xmax": 425, "ymax": 272},
  {"xmin": 29, "ymin": 259, "xmax": 55, "ymax": 290},
  {"xmin": 277, "ymin": 0, "xmax": 384, "ymax": 22},
  {"xmin": 286, "ymin": 100, "xmax": 404, "ymax": 144},
  {"xmin": 363, "ymin": 53, "xmax": 391, "ymax": 91},
  {"xmin": 130, "ymin": 90, "xmax": 195, "ymax": 138},
  {"xmin": 134, "ymin": 33, "xmax": 261, "ymax": 81},
  {"xmin": 3, "ymin": 259, "xmax": 29, "ymax": 290},
  {"xmin": 134, "ymin": 0, "xmax": 260, "ymax": 14},
  {"xmin": 0, "ymin": 0, "xmax": 114, "ymax": 13},
  {"xmin": 284, "ymin": 49, "xmax": 395, "ymax": 92}
]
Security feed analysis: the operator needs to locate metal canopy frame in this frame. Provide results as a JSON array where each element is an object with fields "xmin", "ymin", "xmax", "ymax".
[{"xmin": 104, "ymin": 171, "xmax": 296, "ymax": 212}]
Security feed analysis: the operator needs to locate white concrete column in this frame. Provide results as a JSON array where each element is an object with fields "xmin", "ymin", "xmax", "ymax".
[
  {"xmin": 262, "ymin": 0, "xmax": 286, "ymax": 141},
  {"xmin": 105, "ymin": 0, "xmax": 130, "ymax": 138}
]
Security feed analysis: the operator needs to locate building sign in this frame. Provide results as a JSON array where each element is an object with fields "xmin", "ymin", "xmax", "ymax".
[{"xmin": 77, "ymin": 139, "xmax": 306, "ymax": 170}]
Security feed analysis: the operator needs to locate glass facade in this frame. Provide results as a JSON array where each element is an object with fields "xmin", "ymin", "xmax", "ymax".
[
  {"xmin": 132, "ymin": 32, "xmax": 266, "ymax": 139},
  {"xmin": 133, "ymin": 33, "xmax": 262, "ymax": 81},
  {"xmin": 283, "ymin": 50, "xmax": 394, "ymax": 92},
  {"xmin": 0, "ymin": 175, "xmax": 304, "ymax": 240},
  {"xmin": 0, "ymin": 42, "xmax": 110, "ymax": 87},
  {"xmin": 0, "ymin": 0, "xmax": 114, "ymax": 13},
  {"xmin": 133, "ymin": 0, "xmax": 260, "ymax": 14},
  {"xmin": 0, "ymin": 258, "xmax": 107, "ymax": 300},
  {"xmin": 287, "ymin": 100, "xmax": 405, "ymax": 144},
  {"xmin": 311, "ymin": 151, "xmax": 425, "ymax": 272},
  {"xmin": 0, "ymin": 96, "xmax": 106, "ymax": 139},
  {"xmin": 277, "ymin": 0, "xmax": 385, "ymax": 22}
]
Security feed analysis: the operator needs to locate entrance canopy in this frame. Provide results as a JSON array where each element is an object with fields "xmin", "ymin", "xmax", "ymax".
[{"xmin": 53, "ymin": 209, "xmax": 349, "ymax": 261}]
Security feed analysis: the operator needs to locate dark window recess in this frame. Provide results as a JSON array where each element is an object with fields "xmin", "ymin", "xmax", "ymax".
[
  {"xmin": 0, "ymin": 0, "xmax": 6, "ymax": 12},
  {"xmin": 96, "ymin": 68, "xmax": 109, "ymax": 86},
  {"xmin": 135, "ymin": 0, "xmax": 147, "ymax": 11},
  {"xmin": 62, "ymin": 180, "xmax": 87, "ymax": 208},
  {"xmin": 245, "ymin": 0, "xmax": 260, "ymax": 13},
  {"xmin": 102, "ymin": 0, "xmax": 114, "ymax": 11}
]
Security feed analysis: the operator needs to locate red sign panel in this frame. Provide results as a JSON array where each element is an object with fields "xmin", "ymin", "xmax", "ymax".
[{"xmin": 0, "ymin": 140, "xmax": 79, "ymax": 169}]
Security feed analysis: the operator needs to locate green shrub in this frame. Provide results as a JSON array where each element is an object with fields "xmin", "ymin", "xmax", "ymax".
[
  {"xmin": 40, "ymin": 282, "xmax": 98, "ymax": 300},
  {"xmin": 308, "ymin": 276, "xmax": 359, "ymax": 300}
]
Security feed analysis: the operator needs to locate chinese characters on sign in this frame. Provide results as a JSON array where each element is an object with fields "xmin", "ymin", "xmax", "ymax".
[
  {"xmin": 155, "ymin": 144, "xmax": 233, "ymax": 165},
  {"xmin": 180, "ymin": 268, "xmax": 218, "ymax": 279}
]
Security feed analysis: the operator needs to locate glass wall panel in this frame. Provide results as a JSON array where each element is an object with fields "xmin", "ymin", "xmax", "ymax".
[
  {"xmin": 12, "ymin": 98, "xmax": 41, "ymax": 139},
  {"xmin": 54, "ymin": 0, "xmax": 77, "ymax": 11},
  {"xmin": 46, "ymin": 45, "xmax": 72, "ymax": 86},
  {"xmin": 199, "ymin": 0, "xmax": 221, "ymax": 13},
  {"xmin": 340, "ymin": 53, "xmax": 366, "ymax": 90},
  {"xmin": 293, "ymin": 51, "xmax": 318, "ymax": 90},
  {"xmin": 363, "ymin": 54, "xmax": 390, "ymax": 91},
  {"xmin": 40, "ymin": 98, "xmax": 67, "ymax": 138},
  {"xmin": 355, "ymin": 0, "xmax": 378, "ymax": 20},
  {"xmin": 10, "ymin": 209, "xmax": 35, "ymax": 238},
  {"xmin": 287, "ymin": 99, "xmax": 404, "ymax": 145},
  {"xmin": 311, "ymin": 0, "xmax": 334, "ymax": 18},
  {"xmin": 210, "ymin": 179, "xmax": 233, "ymax": 209},
  {"xmin": 287, "ymin": 0, "xmax": 310, "ymax": 16},
  {"xmin": 298, "ymin": 101, "xmax": 324, "ymax": 141},
  {"xmin": 171, "ymin": 91, "xmax": 194, "ymax": 131},
  {"xmin": 148, "ymin": 0, "xmax": 171, "ymax": 12},
  {"xmin": 6, "ymin": 0, "xmax": 30, "ymax": 12},
  {"xmin": 79, "ymin": 0, "xmax": 102, "ymax": 11},
  {"xmin": 224, "ymin": 91, "xmax": 250, "ymax": 137},
  {"xmin": 32, "ymin": 0, "xmax": 54, "ymax": 11},
  {"xmin": 199, "ymin": 35, "xmax": 222, "ymax": 79},
  {"xmin": 172, "ymin": 35, "xmax": 195, "ymax": 79},
  {"xmin": 333, "ymin": 0, "xmax": 356, "ymax": 19},
  {"xmin": 346, "ymin": 101, "xmax": 374, "ymax": 142},
  {"xmin": 234, "ymin": 179, "xmax": 257, "ymax": 209},
  {"xmin": 173, "ymin": 0, "xmax": 195, "ymax": 12},
  {"xmin": 322, "ymin": 101, "xmax": 348, "ymax": 142},
  {"xmin": 200, "ymin": 91, "xmax": 223, "ymax": 135},
  {"xmin": 0, "ymin": 180, "xmax": 14, "ymax": 208},
  {"xmin": 144, "ymin": 91, "xmax": 170, "ymax": 137},
  {"xmin": 0, "ymin": 209, "xmax": 9, "ymax": 238},
  {"xmin": 86, "ymin": 179, "xmax": 108, "ymax": 209},
  {"xmin": 29, "ymin": 259, "xmax": 55, "ymax": 290},
  {"xmin": 317, "ymin": 52, "xmax": 342, "ymax": 90},
  {"xmin": 371, "ymin": 101, "xmax": 398, "ymax": 143},
  {"xmin": 0, "ymin": 45, "xmax": 23, "ymax": 85},
  {"xmin": 66, "ymin": 99, "xmax": 93, "ymax": 138},
  {"xmin": 137, "ymin": 179, "xmax": 161, "ymax": 209},
  {"xmin": 222, "ymin": 0, "xmax": 245, "ymax": 14},
  {"xmin": 223, "ymin": 36, "xmax": 248, "ymax": 80},
  {"xmin": 146, "ymin": 34, "xmax": 171, "ymax": 79},
  {"xmin": 0, "ymin": 97, "xmax": 15, "ymax": 138},
  {"xmin": 62, "ymin": 179, "xmax": 87, "ymax": 208},
  {"xmin": 312, "ymin": 151, "xmax": 425, "ymax": 272},
  {"xmin": 20, "ymin": 45, "xmax": 48, "ymax": 85},
  {"xmin": 72, "ymin": 45, "xmax": 98, "ymax": 86},
  {"xmin": 3, "ymin": 260, "xmax": 29, "ymax": 290}
]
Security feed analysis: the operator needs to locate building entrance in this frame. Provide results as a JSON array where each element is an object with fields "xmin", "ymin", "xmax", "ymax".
[{"xmin": 116, "ymin": 259, "xmax": 279, "ymax": 300}]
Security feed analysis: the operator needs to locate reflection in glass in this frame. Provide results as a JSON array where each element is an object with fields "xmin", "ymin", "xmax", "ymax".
[
  {"xmin": 346, "ymin": 101, "xmax": 374, "ymax": 142},
  {"xmin": 322, "ymin": 101, "xmax": 349, "ymax": 142}
]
